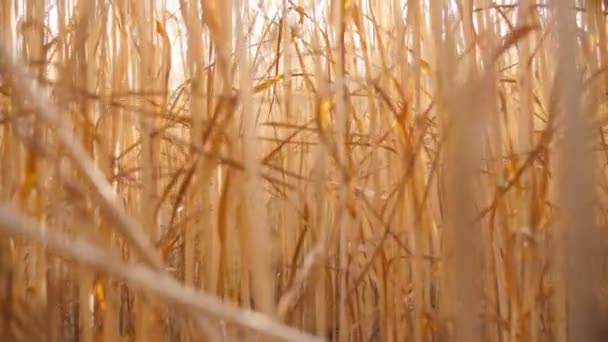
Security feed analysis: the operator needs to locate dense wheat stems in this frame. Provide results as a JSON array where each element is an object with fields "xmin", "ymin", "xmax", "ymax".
[{"xmin": 0, "ymin": 1, "xmax": 606, "ymax": 341}]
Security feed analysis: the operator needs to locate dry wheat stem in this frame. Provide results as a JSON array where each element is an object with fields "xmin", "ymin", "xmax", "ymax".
[
  {"xmin": 0, "ymin": 203, "xmax": 323, "ymax": 342},
  {"xmin": 0, "ymin": 43, "xmax": 164, "ymax": 269}
]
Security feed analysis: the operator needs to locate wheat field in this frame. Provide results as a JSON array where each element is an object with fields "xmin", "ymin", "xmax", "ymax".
[{"xmin": 0, "ymin": 0, "xmax": 607, "ymax": 341}]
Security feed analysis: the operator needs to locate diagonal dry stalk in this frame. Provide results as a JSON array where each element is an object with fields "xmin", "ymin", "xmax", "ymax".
[
  {"xmin": 0, "ymin": 204, "xmax": 323, "ymax": 342},
  {"xmin": 0, "ymin": 35, "xmax": 222, "ymax": 340},
  {"xmin": 0, "ymin": 44, "xmax": 164, "ymax": 271}
]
